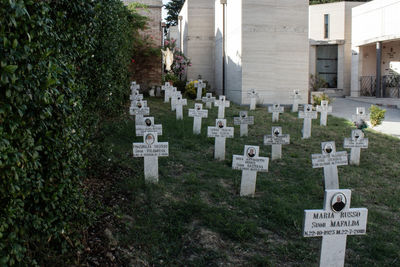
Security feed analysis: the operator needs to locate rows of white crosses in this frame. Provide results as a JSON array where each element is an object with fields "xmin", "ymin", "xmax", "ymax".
[{"xmin": 130, "ymin": 81, "xmax": 369, "ymax": 267}]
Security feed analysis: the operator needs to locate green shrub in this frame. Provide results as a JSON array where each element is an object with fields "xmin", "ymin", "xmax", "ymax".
[
  {"xmin": 312, "ymin": 93, "xmax": 331, "ymax": 107},
  {"xmin": 310, "ymin": 74, "xmax": 328, "ymax": 91},
  {"xmin": 369, "ymin": 105, "xmax": 386, "ymax": 127},
  {"xmin": 163, "ymin": 73, "xmax": 180, "ymax": 84}
]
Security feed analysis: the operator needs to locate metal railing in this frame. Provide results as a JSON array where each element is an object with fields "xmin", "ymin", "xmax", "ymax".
[
  {"xmin": 382, "ymin": 75, "xmax": 400, "ymax": 98},
  {"xmin": 360, "ymin": 76, "xmax": 376, "ymax": 97}
]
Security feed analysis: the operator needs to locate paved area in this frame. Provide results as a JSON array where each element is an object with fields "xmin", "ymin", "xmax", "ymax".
[{"xmin": 331, "ymin": 98, "xmax": 400, "ymax": 138}]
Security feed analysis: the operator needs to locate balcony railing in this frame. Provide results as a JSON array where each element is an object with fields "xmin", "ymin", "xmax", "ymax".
[{"xmin": 360, "ymin": 75, "xmax": 400, "ymax": 98}]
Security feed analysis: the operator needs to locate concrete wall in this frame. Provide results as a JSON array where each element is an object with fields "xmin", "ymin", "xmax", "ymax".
[
  {"xmin": 167, "ymin": 25, "xmax": 180, "ymax": 44},
  {"xmin": 240, "ymin": 0, "xmax": 309, "ymax": 105},
  {"xmin": 178, "ymin": 1, "xmax": 188, "ymax": 55},
  {"xmin": 309, "ymin": 2, "xmax": 346, "ymax": 41}
]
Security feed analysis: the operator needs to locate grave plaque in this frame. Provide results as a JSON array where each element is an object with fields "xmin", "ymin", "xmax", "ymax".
[
  {"xmin": 195, "ymin": 80, "xmax": 206, "ymax": 100},
  {"xmin": 207, "ymin": 119, "xmax": 234, "ymax": 160},
  {"xmin": 316, "ymin": 100, "xmax": 333, "ymax": 126},
  {"xmin": 343, "ymin": 130, "xmax": 368, "ymax": 166},
  {"xmin": 264, "ymin": 126, "xmax": 290, "ymax": 160},
  {"xmin": 136, "ymin": 117, "xmax": 163, "ymax": 136},
  {"xmin": 234, "ymin": 111, "xmax": 254, "ymax": 137},
  {"xmin": 247, "ymin": 89, "xmax": 259, "ymax": 110},
  {"xmin": 215, "ymin": 96, "xmax": 230, "ymax": 119},
  {"xmin": 299, "ymin": 104, "xmax": 318, "ymax": 139},
  {"xmin": 291, "ymin": 90, "xmax": 302, "ymax": 112},
  {"xmin": 129, "ymin": 100, "xmax": 150, "ymax": 127},
  {"xmin": 202, "ymin": 93, "xmax": 216, "ymax": 109},
  {"xmin": 188, "ymin": 103, "xmax": 208, "ymax": 134},
  {"xmin": 175, "ymin": 96, "xmax": 187, "ymax": 120},
  {"xmin": 268, "ymin": 103, "xmax": 284, "ymax": 122},
  {"xmin": 232, "ymin": 145, "xmax": 269, "ymax": 197},
  {"xmin": 303, "ymin": 189, "xmax": 368, "ymax": 267},
  {"xmin": 133, "ymin": 132, "xmax": 169, "ymax": 183}
]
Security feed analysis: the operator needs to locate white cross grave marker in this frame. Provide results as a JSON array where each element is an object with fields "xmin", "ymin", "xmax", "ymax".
[
  {"xmin": 343, "ymin": 130, "xmax": 368, "ymax": 166},
  {"xmin": 303, "ymin": 189, "xmax": 368, "ymax": 267},
  {"xmin": 195, "ymin": 80, "xmax": 206, "ymax": 100},
  {"xmin": 316, "ymin": 100, "xmax": 333, "ymax": 126},
  {"xmin": 291, "ymin": 90, "xmax": 302, "ymax": 112},
  {"xmin": 232, "ymin": 145, "xmax": 269, "ymax": 197},
  {"xmin": 352, "ymin": 107, "xmax": 369, "ymax": 125},
  {"xmin": 135, "ymin": 117, "xmax": 163, "ymax": 137},
  {"xmin": 188, "ymin": 103, "xmax": 208, "ymax": 134},
  {"xmin": 268, "ymin": 103, "xmax": 284, "ymax": 122},
  {"xmin": 133, "ymin": 132, "xmax": 169, "ymax": 183},
  {"xmin": 170, "ymin": 91, "xmax": 182, "ymax": 111},
  {"xmin": 247, "ymin": 89, "xmax": 259, "ymax": 110},
  {"xmin": 175, "ymin": 96, "xmax": 187, "ymax": 120},
  {"xmin": 130, "ymin": 81, "xmax": 140, "ymax": 92},
  {"xmin": 207, "ymin": 119, "xmax": 234, "ymax": 160},
  {"xmin": 130, "ymin": 91, "xmax": 143, "ymax": 102},
  {"xmin": 215, "ymin": 96, "xmax": 230, "ymax": 119},
  {"xmin": 130, "ymin": 100, "xmax": 150, "ymax": 127},
  {"xmin": 161, "ymin": 82, "xmax": 174, "ymax": 103},
  {"xmin": 299, "ymin": 104, "xmax": 318, "ymax": 139},
  {"xmin": 263, "ymin": 126, "xmax": 290, "ymax": 160},
  {"xmin": 233, "ymin": 111, "xmax": 254, "ymax": 137},
  {"xmin": 202, "ymin": 93, "xmax": 216, "ymax": 109}
]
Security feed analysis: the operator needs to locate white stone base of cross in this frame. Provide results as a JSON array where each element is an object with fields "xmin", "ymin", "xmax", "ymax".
[
  {"xmin": 234, "ymin": 111, "xmax": 254, "ymax": 137},
  {"xmin": 303, "ymin": 189, "xmax": 368, "ymax": 267},
  {"xmin": 188, "ymin": 103, "xmax": 208, "ymax": 134},
  {"xmin": 202, "ymin": 93, "xmax": 216, "ymax": 109},
  {"xmin": 232, "ymin": 145, "xmax": 269, "ymax": 197},
  {"xmin": 207, "ymin": 119, "xmax": 234, "ymax": 160},
  {"xmin": 316, "ymin": 100, "xmax": 333, "ymax": 126},
  {"xmin": 343, "ymin": 130, "xmax": 368, "ymax": 165},
  {"xmin": 195, "ymin": 80, "xmax": 206, "ymax": 100},
  {"xmin": 299, "ymin": 104, "xmax": 318, "ymax": 139},
  {"xmin": 215, "ymin": 96, "xmax": 230, "ymax": 119},
  {"xmin": 268, "ymin": 104, "xmax": 284, "ymax": 122},
  {"xmin": 133, "ymin": 132, "xmax": 169, "ymax": 183},
  {"xmin": 264, "ymin": 127, "xmax": 290, "ymax": 160}
]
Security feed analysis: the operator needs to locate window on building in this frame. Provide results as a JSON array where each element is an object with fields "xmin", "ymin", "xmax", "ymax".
[{"xmin": 324, "ymin": 14, "xmax": 329, "ymax": 39}]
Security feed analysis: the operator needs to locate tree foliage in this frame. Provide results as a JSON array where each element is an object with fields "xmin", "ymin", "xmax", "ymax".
[{"xmin": 164, "ymin": 0, "xmax": 185, "ymax": 28}]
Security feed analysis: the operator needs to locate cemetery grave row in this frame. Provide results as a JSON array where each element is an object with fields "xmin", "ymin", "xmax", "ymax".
[{"xmin": 128, "ymin": 82, "xmax": 371, "ymax": 267}]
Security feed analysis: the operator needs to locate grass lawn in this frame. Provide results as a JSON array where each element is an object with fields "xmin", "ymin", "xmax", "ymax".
[{"xmin": 85, "ymin": 97, "xmax": 400, "ymax": 266}]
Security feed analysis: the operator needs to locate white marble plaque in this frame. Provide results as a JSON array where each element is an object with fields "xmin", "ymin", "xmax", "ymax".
[
  {"xmin": 268, "ymin": 103, "xmax": 284, "ymax": 122},
  {"xmin": 202, "ymin": 93, "xmax": 216, "ymax": 109},
  {"xmin": 316, "ymin": 100, "xmax": 333, "ymax": 126},
  {"xmin": 344, "ymin": 130, "xmax": 368, "ymax": 165},
  {"xmin": 188, "ymin": 103, "xmax": 208, "ymax": 134},
  {"xmin": 234, "ymin": 111, "xmax": 254, "ymax": 137},
  {"xmin": 264, "ymin": 127, "xmax": 290, "ymax": 160},
  {"xmin": 232, "ymin": 145, "xmax": 269, "ymax": 197},
  {"xmin": 195, "ymin": 80, "xmax": 206, "ymax": 100},
  {"xmin": 215, "ymin": 96, "xmax": 230, "ymax": 119},
  {"xmin": 247, "ymin": 89, "xmax": 259, "ymax": 110},
  {"xmin": 299, "ymin": 105, "xmax": 318, "ymax": 139},
  {"xmin": 207, "ymin": 119, "xmax": 234, "ymax": 160},
  {"xmin": 136, "ymin": 117, "xmax": 163, "ymax": 136}
]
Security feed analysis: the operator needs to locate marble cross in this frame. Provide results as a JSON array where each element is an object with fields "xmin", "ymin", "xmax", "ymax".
[
  {"xmin": 312, "ymin": 141, "xmax": 348, "ymax": 190},
  {"xmin": 233, "ymin": 111, "xmax": 254, "ymax": 137},
  {"xmin": 195, "ymin": 80, "xmax": 206, "ymax": 100},
  {"xmin": 130, "ymin": 81, "xmax": 140, "ymax": 92},
  {"xmin": 129, "ymin": 100, "xmax": 150, "ymax": 127},
  {"xmin": 343, "ymin": 130, "xmax": 368, "ymax": 166},
  {"xmin": 291, "ymin": 90, "xmax": 302, "ymax": 112},
  {"xmin": 303, "ymin": 189, "xmax": 368, "ymax": 267},
  {"xmin": 207, "ymin": 119, "xmax": 234, "ymax": 160},
  {"xmin": 133, "ymin": 132, "xmax": 169, "ymax": 183},
  {"xmin": 170, "ymin": 91, "xmax": 182, "ymax": 111},
  {"xmin": 232, "ymin": 145, "xmax": 269, "ymax": 197},
  {"xmin": 316, "ymin": 100, "xmax": 333, "ymax": 126},
  {"xmin": 352, "ymin": 107, "xmax": 369, "ymax": 124},
  {"xmin": 299, "ymin": 104, "xmax": 318, "ymax": 139},
  {"xmin": 202, "ymin": 93, "xmax": 216, "ymax": 109},
  {"xmin": 188, "ymin": 103, "xmax": 208, "ymax": 134},
  {"xmin": 263, "ymin": 126, "xmax": 290, "ymax": 160},
  {"xmin": 175, "ymin": 96, "xmax": 187, "ymax": 120},
  {"xmin": 130, "ymin": 91, "xmax": 143, "ymax": 102},
  {"xmin": 215, "ymin": 95, "xmax": 230, "ymax": 119},
  {"xmin": 162, "ymin": 82, "xmax": 174, "ymax": 103},
  {"xmin": 247, "ymin": 89, "xmax": 259, "ymax": 110},
  {"xmin": 268, "ymin": 103, "xmax": 284, "ymax": 122},
  {"xmin": 136, "ymin": 117, "xmax": 163, "ymax": 137}
]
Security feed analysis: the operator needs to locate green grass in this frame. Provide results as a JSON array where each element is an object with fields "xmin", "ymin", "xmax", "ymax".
[{"xmin": 95, "ymin": 97, "xmax": 400, "ymax": 266}]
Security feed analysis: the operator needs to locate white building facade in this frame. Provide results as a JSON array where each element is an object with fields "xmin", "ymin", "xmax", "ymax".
[
  {"xmin": 351, "ymin": 0, "xmax": 400, "ymax": 98},
  {"xmin": 309, "ymin": 2, "xmax": 364, "ymax": 96}
]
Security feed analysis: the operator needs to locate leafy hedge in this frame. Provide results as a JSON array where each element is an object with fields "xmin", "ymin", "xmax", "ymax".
[{"xmin": 0, "ymin": 0, "xmax": 144, "ymax": 265}]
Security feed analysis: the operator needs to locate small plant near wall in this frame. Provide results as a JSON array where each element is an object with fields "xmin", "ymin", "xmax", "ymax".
[
  {"xmin": 310, "ymin": 74, "xmax": 328, "ymax": 91},
  {"xmin": 369, "ymin": 105, "xmax": 386, "ymax": 127},
  {"xmin": 185, "ymin": 80, "xmax": 209, "ymax": 99},
  {"xmin": 312, "ymin": 93, "xmax": 332, "ymax": 107}
]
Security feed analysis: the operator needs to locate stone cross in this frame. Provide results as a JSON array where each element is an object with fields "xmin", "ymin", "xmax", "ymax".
[
  {"xmin": 130, "ymin": 81, "xmax": 140, "ymax": 92},
  {"xmin": 303, "ymin": 189, "xmax": 368, "ymax": 267},
  {"xmin": 130, "ymin": 91, "xmax": 143, "ymax": 102},
  {"xmin": 233, "ymin": 111, "xmax": 254, "ymax": 137},
  {"xmin": 161, "ymin": 82, "xmax": 174, "ymax": 103},
  {"xmin": 352, "ymin": 107, "xmax": 369, "ymax": 124},
  {"xmin": 316, "ymin": 100, "xmax": 333, "ymax": 126},
  {"xmin": 299, "ymin": 104, "xmax": 318, "ymax": 139},
  {"xmin": 132, "ymin": 132, "xmax": 169, "ymax": 183},
  {"xmin": 207, "ymin": 119, "xmax": 234, "ymax": 160},
  {"xmin": 170, "ymin": 91, "xmax": 182, "ymax": 111},
  {"xmin": 130, "ymin": 100, "xmax": 150, "ymax": 127},
  {"xmin": 312, "ymin": 141, "xmax": 348, "ymax": 190},
  {"xmin": 291, "ymin": 90, "xmax": 302, "ymax": 112},
  {"xmin": 247, "ymin": 89, "xmax": 258, "ymax": 110},
  {"xmin": 149, "ymin": 86, "xmax": 155, "ymax": 97},
  {"xmin": 268, "ymin": 103, "xmax": 284, "ymax": 122},
  {"xmin": 263, "ymin": 126, "xmax": 290, "ymax": 160},
  {"xmin": 232, "ymin": 145, "xmax": 269, "ymax": 197},
  {"xmin": 175, "ymin": 96, "xmax": 187, "ymax": 120},
  {"xmin": 214, "ymin": 96, "xmax": 230, "ymax": 119},
  {"xmin": 195, "ymin": 80, "xmax": 206, "ymax": 100},
  {"xmin": 202, "ymin": 93, "xmax": 216, "ymax": 109},
  {"xmin": 136, "ymin": 117, "xmax": 163, "ymax": 137},
  {"xmin": 188, "ymin": 103, "xmax": 208, "ymax": 134},
  {"xmin": 343, "ymin": 130, "xmax": 368, "ymax": 166}
]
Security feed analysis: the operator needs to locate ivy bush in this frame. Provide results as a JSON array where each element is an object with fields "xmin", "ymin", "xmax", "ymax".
[{"xmin": 0, "ymin": 0, "xmax": 141, "ymax": 265}]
